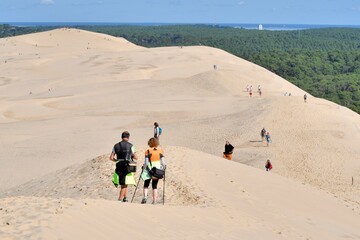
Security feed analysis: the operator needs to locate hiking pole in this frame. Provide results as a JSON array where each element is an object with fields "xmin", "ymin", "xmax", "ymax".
[
  {"xmin": 163, "ymin": 172, "xmax": 166, "ymax": 205},
  {"xmin": 131, "ymin": 168, "xmax": 144, "ymax": 203}
]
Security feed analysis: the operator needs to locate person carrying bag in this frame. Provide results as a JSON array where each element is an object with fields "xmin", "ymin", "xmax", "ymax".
[
  {"xmin": 140, "ymin": 137, "xmax": 166, "ymax": 204},
  {"xmin": 109, "ymin": 131, "xmax": 138, "ymax": 202}
]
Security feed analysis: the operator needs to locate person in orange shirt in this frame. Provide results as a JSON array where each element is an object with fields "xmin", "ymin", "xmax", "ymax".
[
  {"xmin": 223, "ymin": 141, "xmax": 234, "ymax": 160},
  {"xmin": 141, "ymin": 137, "xmax": 166, "ymax": 204}
]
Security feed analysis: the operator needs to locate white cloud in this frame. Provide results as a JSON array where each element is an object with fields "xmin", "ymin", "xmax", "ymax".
[
  {"xmin": 238, "ymin": 1, "xmax": 245, "ymax": 6},
  {"xmin": 41, "ymin": 0, "xmax": 55, "ymax": 5}
]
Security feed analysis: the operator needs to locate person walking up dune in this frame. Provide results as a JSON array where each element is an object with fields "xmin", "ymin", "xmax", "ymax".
[
  {"xmin": 141, "ymin": 137, "xmax": 166, "ymax": 204},
  {"xmin": 265, "ymin": 160, "xmax": 273, "ymax": 171},
  {"xmin": 304, "ymin": 94, "xmax": 307, "ymax": 103},
  {"xmin": 265, "ymin": 132, "xmax": 272, "ymax": 147},
  {"xmin": 109, "ymin": 131, "xmax": 138, "ymax": 202},
  {"xmin": 223, "ymin": 141, "xmax": 234, "ymax": 160}
]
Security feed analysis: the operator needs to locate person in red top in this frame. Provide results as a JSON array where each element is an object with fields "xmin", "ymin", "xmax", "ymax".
[{"xmin": 265, "ymin": 160, "xmax": 273, "ymax": 172}]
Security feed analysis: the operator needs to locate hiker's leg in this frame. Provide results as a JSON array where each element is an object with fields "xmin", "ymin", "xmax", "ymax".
[
  {"xmin": 152, "ymin": 179, "xmax": 159, "ymax": 203},
  {"xmin": 153, "ymin": 189, "xmax": 158, "ymax": 203},
  {"xmin": 144, "ymin": 188, "xmax": 148, "ymax": 198},
  {"xmin": 143, "ymin": 179, "xmax": 151, "ymax": 199},
  {"xmin": 119, "ymin": 185, "xmax": 127, "ymax": 200}
]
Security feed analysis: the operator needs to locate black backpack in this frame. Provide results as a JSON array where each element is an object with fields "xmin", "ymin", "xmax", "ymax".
[{"xmin": 114, "ymin": 141, "xmax": 133, "ymax": 161}]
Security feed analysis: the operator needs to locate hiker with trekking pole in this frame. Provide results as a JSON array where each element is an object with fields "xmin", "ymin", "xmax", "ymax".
[{"xmin": 131, "ymin": 137, "xmax": 166, "ymax": 205}]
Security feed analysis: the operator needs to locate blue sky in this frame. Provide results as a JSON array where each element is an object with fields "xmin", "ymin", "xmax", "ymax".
[{"xmin": 0, "ymin": 0, "xmax": 359, "ymax": 25}]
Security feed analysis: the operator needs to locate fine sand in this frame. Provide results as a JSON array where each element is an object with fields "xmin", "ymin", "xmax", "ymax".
[{"xmin": 0, "ymin": 29, "xmax": 360, "ymax": 239}]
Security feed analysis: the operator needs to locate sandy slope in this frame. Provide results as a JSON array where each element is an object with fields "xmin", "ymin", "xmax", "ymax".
[
  {"xmin": 0, "ymin": 29, "xmax": 360, "ymax": 239},
  {"xmin": 1, "ymin": 147, "xmax": 360, "ymax": 239}
]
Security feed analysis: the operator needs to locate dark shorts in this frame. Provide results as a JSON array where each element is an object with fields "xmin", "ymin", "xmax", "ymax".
[
  {"xmin": 144, "ymin": 179, "xmax": 159, "ymax": 189},
  {"xmin": 115, "ymin": 161, "xmax": 128, "ymax": 185}
]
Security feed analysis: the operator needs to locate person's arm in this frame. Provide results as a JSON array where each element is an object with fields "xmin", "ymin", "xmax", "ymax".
[
  {"xmin": 131, "ymin": 146, "xmax": 138, "ymax": 161},
  {"xmin": 143, "ymin": 157, "xmax": 149, "ymax": 168},
  {"xmin": 143, "ymin": 150, "xmax": 150, "ymax": 169},
  {"xmin": 109, "ymin": 147, "xmax": 116, "ymax": 162},
  {"xmin": 160, "ymin": 155, "xmax": 166, "ymax": 170}
]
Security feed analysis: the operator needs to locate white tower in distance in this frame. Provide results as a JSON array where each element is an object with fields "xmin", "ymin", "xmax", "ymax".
[{"xmin": 258, "ymin": 24, "xmax": 263, "ymax": 30}]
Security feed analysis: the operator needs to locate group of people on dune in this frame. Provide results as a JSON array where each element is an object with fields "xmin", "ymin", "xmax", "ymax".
[
  {"xmin": 223, "ymin": 127, "xmax": 272, "ymax": 171},
  {"xmin": 246, "ymin": 84, "xmax": 262, "ymax": 97},
  {"xmin": 109, "ymin": 122, "xmax": 164, "ymax": 204},
  {"xmin": 223, "ymin": 84, "xmax": 309, "ymax": 170},
  {"xmin": 223, "ymin": 83, "xmax": 278, "ymax": 171},
  {"xmin": 109, "ymin": 81, "xmax": 309, "ymax": 203}
]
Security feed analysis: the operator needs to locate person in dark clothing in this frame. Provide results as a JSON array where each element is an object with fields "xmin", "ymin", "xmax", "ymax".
[
  {"xmin": 261, "ymin": 128, "xmax": 266, "ymax": 141},
  {"xmin": 265, "ymin": 160, "xmax": 273, "ymax": 171},
  {"xmin": 223, "ymin": 141, "xmax": 234, "ymax": 160},
  {"xmin": 154, "ymin": 122, "xmax": 161, "ymax": 140},
  {"xmin": 109, "ymin": 131, "xmax": 138, "ymax": 202}
]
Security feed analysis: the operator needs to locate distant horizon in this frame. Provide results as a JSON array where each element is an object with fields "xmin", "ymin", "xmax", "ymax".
[
  {"xmin": 3, "ymin": 21, "xmax": 360, "ymax": 27},
  {"xmin": 2, "ymin": 22, "xmax": 360, "ymax": 31},
  {"xmin": 1, "ymin": 0, "xmax": 359, "ymax": 25}
]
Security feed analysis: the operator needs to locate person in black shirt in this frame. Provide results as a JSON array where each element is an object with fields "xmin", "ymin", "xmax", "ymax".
[
  {"xmin": 223, "ymin": 141, "xmax": 234, "ymax": 160},
  {"xmin": 109, "ymin": 131, "xmax": 138, "ymax": 202},
  {"xmin": 261, "ymin": 128, "xmax": 266, "ymax": 141}
]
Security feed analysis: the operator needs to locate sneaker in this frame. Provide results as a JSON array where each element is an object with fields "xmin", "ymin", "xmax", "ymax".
[
  {"xmin": 122, "ymin": 197, "xmax": 128, "ymax": 202},
  {"xmin": 141, "ymin": 198, "xmax": 147, "ymax": 204}
]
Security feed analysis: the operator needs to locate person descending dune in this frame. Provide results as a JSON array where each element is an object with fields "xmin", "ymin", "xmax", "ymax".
[
  {"xmin": 141, "ymin": 137, "xmax": 166, "ymax": 204},
  {"xmin": 109, "ymin": 131, "xmax": 138, "ymax": 202}
]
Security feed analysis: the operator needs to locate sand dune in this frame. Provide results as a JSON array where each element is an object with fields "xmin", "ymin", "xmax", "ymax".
[
  {"xmin": 0, "ymin": 29, "xmax": 360, "ymax": 239},
  {"xmin": 1, "ymin": 147, "xmax": 360, "ymax": 239}
]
